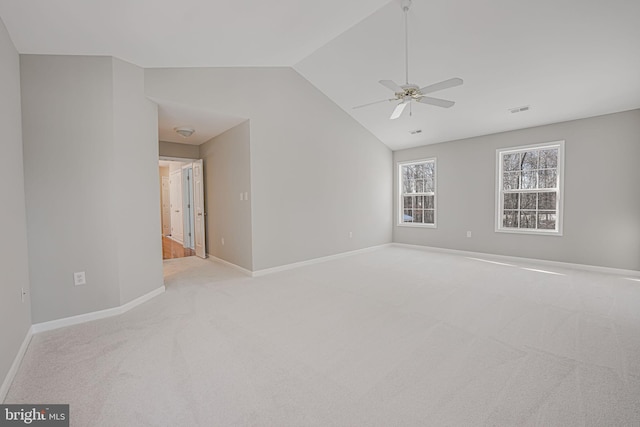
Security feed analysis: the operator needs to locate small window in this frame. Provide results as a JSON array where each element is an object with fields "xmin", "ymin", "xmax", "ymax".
[
  {"xmin": 496, "ymin": 141, "xmax": 564, "ymax": 235},
  {"xmin": 398, "ymin": 158, "xmax": 436, "ymax": 227}
]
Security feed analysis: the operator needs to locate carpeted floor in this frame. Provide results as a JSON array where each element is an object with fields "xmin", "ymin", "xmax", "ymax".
[{"xmin": 6, "ymin": 247, "xmax": 640, "ymax": 426}]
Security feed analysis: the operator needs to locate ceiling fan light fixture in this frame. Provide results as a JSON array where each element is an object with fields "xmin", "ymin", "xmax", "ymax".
[
  {"xmin": 352, "ymin": 0, "xmax": 463, "ymax": 119},
  {"xmin": 174, "ymin": 127, "xmax": 195, "ymax": 138}
]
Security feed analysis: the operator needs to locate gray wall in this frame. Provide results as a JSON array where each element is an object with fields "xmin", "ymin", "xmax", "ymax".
[
  {"xmin": 21, "ymin": 55, "xmax": 121, "ymax": 323},
  {"xmin": 0, "ymin": 17, "xmax": 32, "ymax": 399},
  {"xmin": 199, "ymin": 121, "xmax": 253, "ymax": 270},
  {"xmin": 159, "ymin": 141, "xmax": 199, "ymax": 159},
  {"xmin": 21, "ymin": 55, "xmax": 164, "ymax": 323},
  {"xmin": 145, "ymin": 67, "xmax": 393, "ymax": 271},
  {"xmin": 394, "ymin": 109, "xmax": 640, "ymax": 271},
  {"xmin": 112, "ymin": 58, "xmax": 164, "ymax": 303}
]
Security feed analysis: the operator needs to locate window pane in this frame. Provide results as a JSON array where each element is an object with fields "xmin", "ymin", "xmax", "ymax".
[
  {"xmin": 414, "ymin": 209, "xmax": 424, "ymax": 223},
  {"xmin": 521, "ymin": 193, "xmax": 537, "ymax": 209},
  {"xmin": 425, "ymin": 195, "xmax": 434, "ymax": 209},
  {"xmin": 503, "ymin": 172, "xmax": 520, "ymax": 190},
  {"xmin": 403, "ymin": 210, "xmax": 413, "ymax": 222},
  {"xmin": 521, "ymin": 171, "xmax": 537, "ymax": 189},
  {"xmin": 403, "ymin": 196, "xmax": 413, "ymax": 209},
  {"xmin": 521, "ymin": 151, "xmax": 538, "ymax": 170},
  {"xmin": 425, "ymin": 161, "xmax": 434, "ymax": 176},
  {"xmin": 538, "ymin": 212, "xmax": 557, "ymax": 230},
  {"xmin": 504, "ymin": 193, "xmax": 519, "ymax": 209},
  {"xmin": 503, "ymin": 153, "xmax": 521, "ymax": 171},
  {"xmin": 415, "ymin": 179, "xmax": 424, "ymax": 193},
  {"xmin": 520, "ymin": 211, "xmax": 536, "ymax": 228},
  {"xmin": 425, "ymin": 176, "xmax": 434, "ymax": 192},
  {"xmin": 539, "ymin": 149, "xmax": 558, "ymax": 169},
  {"xmin": 403, "ymin": 179, "xmax": 410, "ymax": 193},
  {"xmin": 415, "ymin": 196, "xmax": 424, "ymax": 208},
  {"xmin": 538, "ymin": 192, "xmax": 556, "ymax": 210},
  {"xmin": 424, "ymin": 210, "xmax": 434, "ymax": 224},
  {"xmin": 539, "ymin": 169, "xmax": 557, "ymax": 189},
  {"xmin": 503, "ymin": 210, "xmax": 518, "ymax": 228}
]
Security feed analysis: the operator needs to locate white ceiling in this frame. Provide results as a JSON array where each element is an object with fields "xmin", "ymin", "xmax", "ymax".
[
  {"xmin": 156, "ymin": 100, "xmax": 246, "ymax": 145},
  {"xmin": 1, "ymin": 0, "xmax": 639, "ymax": 150}
]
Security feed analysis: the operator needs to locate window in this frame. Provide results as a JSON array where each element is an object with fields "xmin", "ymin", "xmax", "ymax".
[
  {"xmin": 399, "ymin": 158, "xmax": 436, "ymax": 227},
  {"xmin": 496, "ymin": 141, "xmax": 564, "ymax": 235}
]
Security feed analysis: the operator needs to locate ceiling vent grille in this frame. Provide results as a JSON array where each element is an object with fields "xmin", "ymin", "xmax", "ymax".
[{"xmin": 509, "ymin": 105, "xmax": 530, "ymax": 114}]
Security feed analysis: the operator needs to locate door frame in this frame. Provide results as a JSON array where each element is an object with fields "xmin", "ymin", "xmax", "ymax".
[{"xmin": 159, "ymin": 156, "xmax": 206, "ymax": 259}]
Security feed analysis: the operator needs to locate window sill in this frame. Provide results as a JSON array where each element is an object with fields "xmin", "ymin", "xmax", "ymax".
[
  {"xmin": 495, "ymin": 228, "xmax": 562, "ymax": 236},
  {"xmin": 397, "ymin": 223, "xmax": 437, "ymax": 229}
]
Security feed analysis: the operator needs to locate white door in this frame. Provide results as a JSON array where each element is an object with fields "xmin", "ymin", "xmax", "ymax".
[
  {"xmin": 161, "ymin": 176, "xmax": 171, "ymax": 236},
  {"xmin": 169, "ymin": 170, "xmax": 184, "ymax": 243},
  {"xmin": 181, "ymin": 166, "xmax": 194, "ymax": 249},
  {"xmin": 193, "ymin": 159, "xmax": 206, "ymax": 258}
]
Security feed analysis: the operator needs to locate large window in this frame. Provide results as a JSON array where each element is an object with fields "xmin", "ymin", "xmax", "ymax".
[
  {"xmin": 399, "ymin": 158, "xmax": 436, "ymax": 227},
  {"xmin": 496, "ymin": 141, "xmax": 564, "ymax": 235}
]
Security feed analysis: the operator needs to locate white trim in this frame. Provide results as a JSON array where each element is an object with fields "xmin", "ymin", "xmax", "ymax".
[
  {"xmin": 207, "ymin": 254, "xmax": 253, "ymax": 276},
  {"xmin": 159, "ymin": 155, "xmax": 198, "ymax": 162},
  {"xmin": 392, "ymin": 243, "xmax": 640, "ymax": 277},
  {"xmin": 251, "ymin": 244, "xmax": 392, "ymax": 277},
  {"xmin": 397, "ymin": 223, "xmax": 436, "ymax": 229},
  {"xmin": 1, "ymin": 326, "xmax": 34, "ymax": 403},
  {"xmin": 31, "ymin": 286, "xmax": 165, "ymax": 334},
  {"xmin": 495, "ymin": 140, "xmax": 565, "ymax": 235},
  {"xmin": 397, "ymin": 157, "xmax": 437, "ymax": 227}
]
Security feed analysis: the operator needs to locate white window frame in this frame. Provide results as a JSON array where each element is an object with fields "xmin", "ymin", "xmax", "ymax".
[
  {"xmin": 398, "ymin": 158, "xmax": 437, "ymax": 228},
  {"xmin": 495, "ymin": 140, "xmax": 565, "ymax": 236}
]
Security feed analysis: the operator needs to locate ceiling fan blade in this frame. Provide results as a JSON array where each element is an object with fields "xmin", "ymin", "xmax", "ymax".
[
  {"xmin": 390, "ymin": 100, "xmax": 409, "ymax": 119},
  {"xmin": 353, "ymin": 98, "xmax": 395, "ymax": 109},
  {"xmin": 379, "ymin": 80, "xmax": 404, "ymax": 93},
  {"xmin": 419, "ymin": 77, "xmax": 463, "ymax": 95},
  {"xmin": 417, "ymin": 96, "xmax": 455, "ymax": 108}
]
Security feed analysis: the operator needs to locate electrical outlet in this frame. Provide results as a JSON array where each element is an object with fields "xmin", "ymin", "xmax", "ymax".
[
  {"xmin": 244, "ymin": 192, "xmax": 249, "ymax": 200},
  {"xmin": 239, "ymin": 193, "xmax": 243, "ymax": 201},
  {"xmin": 349, "ymin": 231, "xmax": 353, "ymax": 238},
  {"xmin": 466, "ymin": 231, "xmax": 472, "ymax": 238},
  {"xmin": 74, "ymin": 271, "xmax": 86, "ymax": 286},
  {"xmin": 221, "ymin": 237, "xmax": 225, "ymax": 245}
]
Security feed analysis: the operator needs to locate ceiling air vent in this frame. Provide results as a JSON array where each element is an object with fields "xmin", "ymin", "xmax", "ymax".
[
  {"xmin": 509, "ymin": 105, "xmax": 530, "ymax": 114},
  {"xmin": 410, "ymin": 129, "xmax": 422, "ymax": 135}
]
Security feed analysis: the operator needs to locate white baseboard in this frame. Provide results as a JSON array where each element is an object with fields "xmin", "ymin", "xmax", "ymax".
[
  {"xmin": 1, "ymin": 326, "xmax": 34, "ymax": 403},
  {"xmin": 32, "ymin": 285, "xmax": 166, "ymax": 334},
  {"xmin": 392, "ymin": 243, "xmax": 640, "ymax": 277},
  {"xmin": 206, "ymin": 254, "xmax": 253, "ymax": 276},
  {"xmin": 207, "ymin": 244, "xmax": 392, "ymax": 278},
  {"xmin": 251, "ymin": 244, "xmax": 392, "ymax": 277}
]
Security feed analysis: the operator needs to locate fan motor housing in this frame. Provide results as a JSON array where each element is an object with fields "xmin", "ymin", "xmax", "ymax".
[{"xmin": 396, "ymin": 84, "xmax": 421, "ymax": 99}]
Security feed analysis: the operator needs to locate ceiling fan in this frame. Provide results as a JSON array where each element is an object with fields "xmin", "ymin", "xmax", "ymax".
[{"xmin": 354, "ymin": 0, "xmax": 463, "ymax": 120}]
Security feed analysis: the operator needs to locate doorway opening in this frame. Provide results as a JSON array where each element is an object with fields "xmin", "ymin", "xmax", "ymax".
[{"xmin": 159, "ymin": 158, "xmax": 206, "ymax": 260}]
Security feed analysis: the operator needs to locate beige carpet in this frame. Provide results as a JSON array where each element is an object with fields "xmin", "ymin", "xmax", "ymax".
[{"xmin": 6, "ymin": 247, "xmax": 640, "ymax": 426}]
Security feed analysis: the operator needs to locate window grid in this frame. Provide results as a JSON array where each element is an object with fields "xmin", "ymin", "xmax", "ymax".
[
  {"xmin": 399, "ymin": 159, "xmax": 436, "ymax": 227},
  {"xmin": 497, "ymin": 142, "xmax": 563, "ymax": 234}
]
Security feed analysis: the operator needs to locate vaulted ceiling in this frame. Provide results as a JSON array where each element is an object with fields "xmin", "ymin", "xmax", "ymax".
[{"xmin": 1, "ymin": 0, "xmax": 638, "ymax": 150}]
